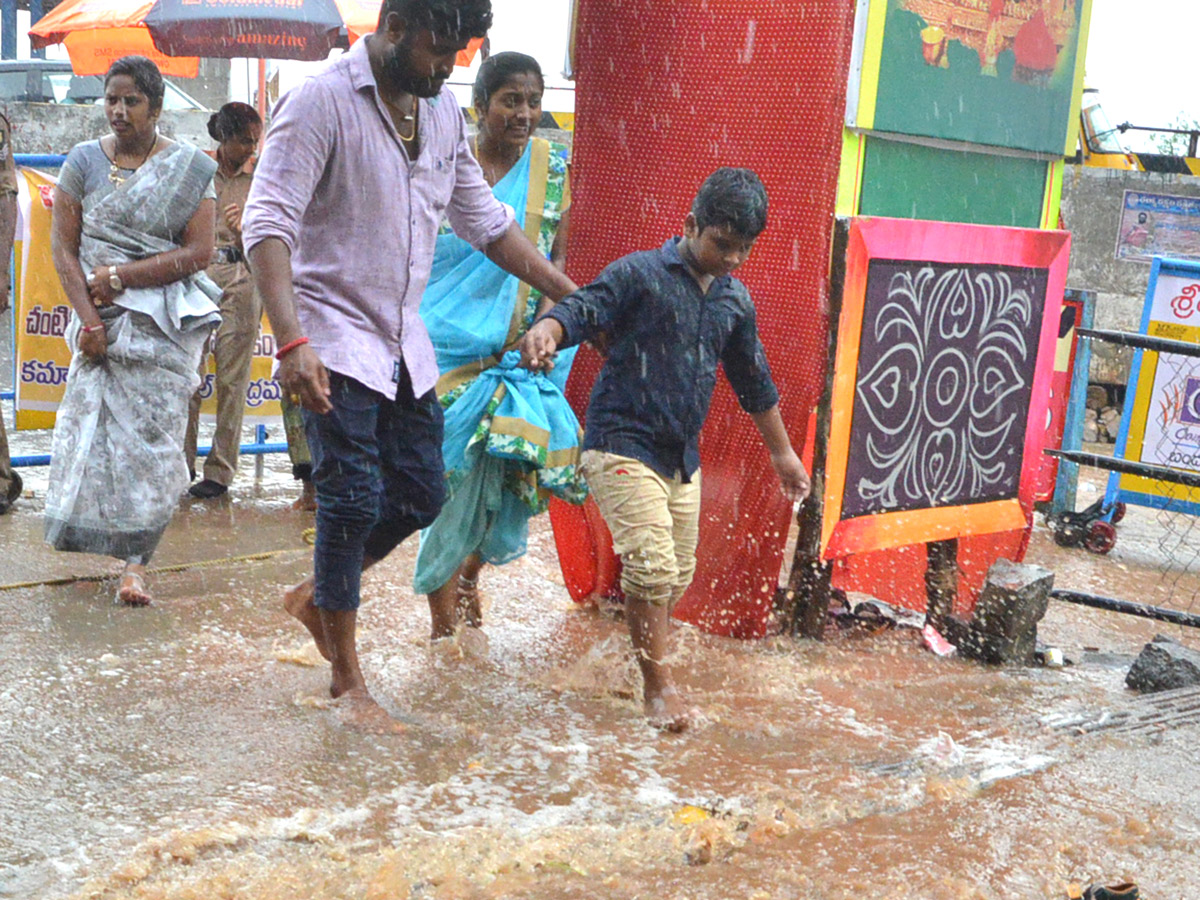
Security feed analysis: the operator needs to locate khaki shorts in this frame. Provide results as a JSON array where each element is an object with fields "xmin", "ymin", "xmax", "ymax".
[{"xmin": 580, "ymin": 450, "xmax": 701, "ymax": 606}]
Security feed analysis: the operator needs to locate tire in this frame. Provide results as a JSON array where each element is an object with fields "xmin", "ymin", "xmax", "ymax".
[
  {"xmin": 1084, "ymin": 520, "xmax": 1117, "ymax": 555},
  {"xmin": 1110, "ymin": 502, "xmax": 1127, "ymax": 524},
  {"xmin": 1054, "ymin": 521, "xmax": 1086, "ymax": 547}
]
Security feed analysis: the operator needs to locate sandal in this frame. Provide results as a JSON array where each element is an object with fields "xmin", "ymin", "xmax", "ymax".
[{"xmin": 116, "ymin": 571, "xmax": 152, "ymax": 607}]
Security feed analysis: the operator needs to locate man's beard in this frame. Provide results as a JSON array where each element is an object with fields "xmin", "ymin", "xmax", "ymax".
[{"xmin": 380, "ymin": 38, "xmax": 445, "ymax": 98}]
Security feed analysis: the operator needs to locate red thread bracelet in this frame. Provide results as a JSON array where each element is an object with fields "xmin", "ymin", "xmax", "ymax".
[
  {"xmin": 275, "ymin": 336, "xmax": 310, "ymax": 360},
  {"xmin": 82, "ymin": 323, "xmax": 105, "ymax": 333}
]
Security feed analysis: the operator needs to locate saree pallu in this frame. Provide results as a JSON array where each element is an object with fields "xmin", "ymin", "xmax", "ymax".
[
  {"xmin": 413, "ymin": 139, "xmax": 585, "ymax": 594},
  {"xmin": 44, "ymin": 143, "xmax": 220, "ymax": 562}
]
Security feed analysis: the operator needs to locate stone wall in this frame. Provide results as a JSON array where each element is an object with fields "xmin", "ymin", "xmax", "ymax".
[
  {"xmin": 1061, "ymin": 164, "xmax": 1200, "ymax": 382},
  {"xmin": 1060, "ymin": 164, "xmax": 1200, "ymax": 440},
  {"xmin": 5, "ymin": 102, "xmax": 215, "ymax": 156}
]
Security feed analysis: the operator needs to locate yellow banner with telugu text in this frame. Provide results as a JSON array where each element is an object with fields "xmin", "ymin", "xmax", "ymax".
[{"xmin": 13, "ymin": 166, "xmax": 282, "ymax": 431}]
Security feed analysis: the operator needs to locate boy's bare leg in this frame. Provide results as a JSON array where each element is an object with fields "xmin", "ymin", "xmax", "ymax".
[
  {"xmin": 284, "ymin": 555, "xmax": 378, "ymax": 660},
  {"xmin": 626, "ymin": 591, "xmax": 690, "ymax": 732}
]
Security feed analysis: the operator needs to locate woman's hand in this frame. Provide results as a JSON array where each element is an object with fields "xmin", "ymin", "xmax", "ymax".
[
  {"xmin": 78, "ymin": 323, "xmax": 107, "ymax": 360},
  {"xmin": 223, "ymin": 202, "xmax": 243, "ymax": 237},
  {"xmin": 85, "ymin": 266, "xmax": 120, "ymax": 308}
]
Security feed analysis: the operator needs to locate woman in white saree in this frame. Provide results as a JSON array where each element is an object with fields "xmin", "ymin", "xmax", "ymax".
[{"xmin": 46, "ymin": 56, "xmax": 220, "ymax": 605}]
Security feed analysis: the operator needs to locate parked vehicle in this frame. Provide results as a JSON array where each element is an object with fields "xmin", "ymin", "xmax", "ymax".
[{"xmin": 0, "ymin": 59, "xmax": 208, "ymax": 111}]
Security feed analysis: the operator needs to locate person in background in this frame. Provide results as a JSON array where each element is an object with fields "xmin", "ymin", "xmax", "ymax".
[
  {"xmin": 519, "ymin": 168, "xmax": 810, "ymax": 732},
  {"xmin": 46, "ymin": 56, "xmax": 220, "ymax": 605},
  {"xmin": 413, "ymin": 51, "xmax": 584, "ymax": 640},
  {"xmin": 184, "ymin": 102, "xmax": 263, "ymax": 499},
  {"xmin": 241, "ymin": 0, "xmax": 576, "ymax": 729},
  {"xmin": 0, "ymin": 110, "xmax": 22, "ymax": 515}
]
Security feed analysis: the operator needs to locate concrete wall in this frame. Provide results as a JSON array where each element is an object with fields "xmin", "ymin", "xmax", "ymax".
[
  {"xmin": 171, "ymin": 59, "xmax": 230, "ymax": 112},
  {"xmin": 1060, "ymin": 165, "xmax": 1200, "ymax": 385},
  {"xmin": 5, "ymin": 102, "xmax": 214, "ymax": 156}
]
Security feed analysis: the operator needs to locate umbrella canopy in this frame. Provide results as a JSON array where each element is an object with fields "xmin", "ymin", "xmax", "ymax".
[
  {"xmin": 28, "ymin": 1, "xmax": 200, "ymax": 77},
  {"xmin": 31, "ymin": 0, "xmax": 484, "ymax": 74},
  {"xmin": 144, "ymin": 0, "xmax": 345, "ymax": 62}
]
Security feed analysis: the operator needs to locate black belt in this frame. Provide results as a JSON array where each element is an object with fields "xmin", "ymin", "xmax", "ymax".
[{"xmin": 214, "ymin": 246, "xmax": 244, "ymax": 265}]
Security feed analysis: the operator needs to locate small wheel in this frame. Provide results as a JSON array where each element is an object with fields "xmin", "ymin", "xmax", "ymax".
[
  {"xmin": 1084, "ymin": 520, "xmax": 1117, "ymax": 554},
  {"xmin": 1110, "ymin": 502, "xmax": 1127, "ymax": 524},
  {"xmin": 1054, "ymin": 521, "xmax": 1086, "ymax": 547}
]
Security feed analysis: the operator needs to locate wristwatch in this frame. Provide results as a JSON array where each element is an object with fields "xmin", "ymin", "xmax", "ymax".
[{"xmin": 108, "ymin": 265, "xmax": 123, "ymax": 293}]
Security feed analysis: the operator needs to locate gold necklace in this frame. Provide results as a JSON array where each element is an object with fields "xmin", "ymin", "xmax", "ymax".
[
  {"xmin": 104, "ymin": 132, "xmax": 157, "ymax": 185},
  {"xmin": 381, "ymin": 93, "xmax": 418, "ymax": 143}
]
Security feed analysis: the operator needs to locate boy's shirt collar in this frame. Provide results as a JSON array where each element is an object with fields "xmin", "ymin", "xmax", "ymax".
[{"xmin": 660, "ymin": 236, "xmax": 732, "ymax": 287}]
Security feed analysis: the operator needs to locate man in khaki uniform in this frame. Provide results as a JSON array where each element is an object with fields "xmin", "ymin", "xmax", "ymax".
[
  {"xmin": 184, "ymin": 105, "xmax": 262, "ymax": 499},
  {"xmin": 0, "ymin": 111, "xmax": 22, "ymax": 515}
]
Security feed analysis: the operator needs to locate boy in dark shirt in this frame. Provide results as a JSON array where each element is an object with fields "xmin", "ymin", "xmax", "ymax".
[{"xmin": 519, "ymin": 168, "xmax": 809, "ymax": 732}]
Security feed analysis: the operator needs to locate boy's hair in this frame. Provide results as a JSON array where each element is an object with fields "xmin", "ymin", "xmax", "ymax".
[
  {"xmin": 105, "ymin": 56, "xmax": 165, "ymax": 114},
  {"xmin": 691, "ymin": 167, "xmax": 768, "ymax": 239},
  {"xmin": 379, "ymin": 0, "xmax": 493, "ymax": 40},
  {"xmin": 473, "ymin": 51, "xmax": 543, "ymax": 109}
]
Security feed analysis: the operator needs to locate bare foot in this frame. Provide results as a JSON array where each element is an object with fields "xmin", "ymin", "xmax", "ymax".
[
  {"xmin": 331, "ymin": 688, "xmax": 405, "ymax": 734},
  {"xmin": 116, "ymin": 571, "xmax": 152, "ymax": 606},
  {"xmin": 291, "ymin": 482, "xmax": 317, "ymax": 512},
  {"xmin": 284, "ymin": 577, "xmax": 331, "ymax": 661},
  {"xmin": 645, "ymin": 685, "xmax": 692, "ymax": 733}
]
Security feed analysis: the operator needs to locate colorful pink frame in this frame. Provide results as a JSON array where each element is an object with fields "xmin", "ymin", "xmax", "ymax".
[{"xmin": 820, "ymin": 217, "xmax": 1071, "ymax": 559}]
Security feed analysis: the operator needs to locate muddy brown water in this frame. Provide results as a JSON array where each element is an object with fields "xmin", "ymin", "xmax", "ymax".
[{"xmin": 2, "ymin": 458, "xmax": 1199, "ymax": 899}]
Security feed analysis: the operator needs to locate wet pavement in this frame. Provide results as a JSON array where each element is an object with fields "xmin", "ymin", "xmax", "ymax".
[{"xmin": 2, "ymin": 445, "xmax": 1200, "ymax": 899}]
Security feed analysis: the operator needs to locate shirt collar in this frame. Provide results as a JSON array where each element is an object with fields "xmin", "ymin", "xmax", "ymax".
[
  {"xmin": 348, "ymin": 34, "xmax": 378, "ymax": 92},
  {"xmin": 661, "ymin": 235, "xmax": 732, "ymax": 287},
  {"xmin": 661, "ymin": 236, "xmax": 689, "ymax": 270}
]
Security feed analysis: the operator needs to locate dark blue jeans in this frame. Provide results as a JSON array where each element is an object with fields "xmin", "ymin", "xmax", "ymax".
[{"xmin": 304, "ymin": 369, "xmax": 446, "ymax": 611}]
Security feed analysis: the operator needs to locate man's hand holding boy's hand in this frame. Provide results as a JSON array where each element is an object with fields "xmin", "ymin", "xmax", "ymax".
[
  {"xmin": 519, "ymin": 318, "xmax": 565, "ymax": 372},
  {"xmin": 771, "ymin": 448, "xmax": 811, "ymax": 503}
]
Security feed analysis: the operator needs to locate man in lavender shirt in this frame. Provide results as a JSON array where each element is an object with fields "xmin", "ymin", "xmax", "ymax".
[{"xmin": 242, "ymin": 0, "xmax": 576, "ymax": 729}]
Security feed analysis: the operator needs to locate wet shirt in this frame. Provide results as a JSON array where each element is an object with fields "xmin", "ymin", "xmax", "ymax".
[
  {"xmin": 546, "ymin": 237, "xmax": 780, "ymax": 481},
  {"xmin": 0, "ymin": 113, "xmax": 18, "ymax": 197},
  {"xmin": 241, "ymin": 37, "xmax": 514, "ymax": 400}
]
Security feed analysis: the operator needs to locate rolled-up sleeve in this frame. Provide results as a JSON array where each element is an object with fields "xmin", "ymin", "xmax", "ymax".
[
  {"xmin": 722, "ymin": 296, "xmax": 780, "ymax": 414},
  {"xmin": 545, "ymin": 259, "xmax": 631, "ymax": 348},
  {"xmin": 242, "ymin": 80, "xmax": 335, "ymax": 256},
  {"xmin": 444, "ymin": 109, "xmax": 513, "ymax": 250}
]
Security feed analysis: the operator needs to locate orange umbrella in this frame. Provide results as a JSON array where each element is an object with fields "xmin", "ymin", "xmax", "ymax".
[
  {"xmin": 28, "ymin": 1, "xmax": 200, "ymax": 77},
  {"xmin": 32, "ymin": 0, "xmax": 484, "ymax": 74}
]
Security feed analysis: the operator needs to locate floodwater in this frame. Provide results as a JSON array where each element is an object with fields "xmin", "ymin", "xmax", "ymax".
[{"xmin": 2, "ymin": 453, "xmax": 1200, "ymax": 899}]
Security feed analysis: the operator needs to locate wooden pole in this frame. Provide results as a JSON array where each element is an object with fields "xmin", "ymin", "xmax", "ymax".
[
  {"xmin": 924, "ymin": 538, "xmax": 958, "ymax": 631},
  {"xmin": 257, "ymin": 58, "xmax": 267, "ymax": 121},
  {"xmin": 780, "ymin": 219, "xmax": 849, "ymax": 639}
]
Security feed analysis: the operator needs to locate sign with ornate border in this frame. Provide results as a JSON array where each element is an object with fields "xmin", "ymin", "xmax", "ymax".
[{"xmin": 821, "ymin": 217, "xmax": 1070, "ymax": 557}]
